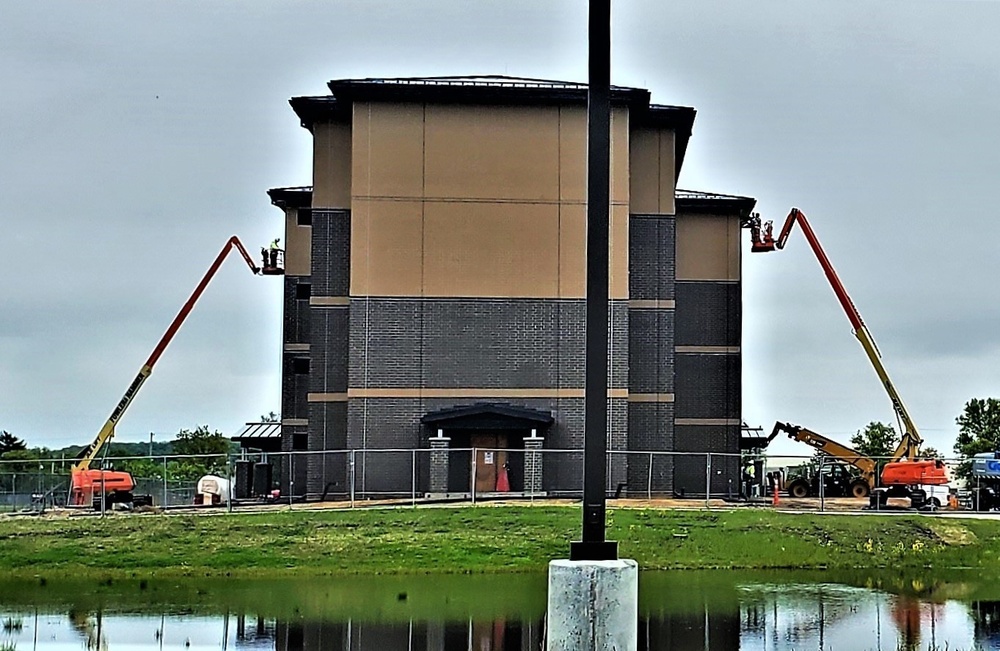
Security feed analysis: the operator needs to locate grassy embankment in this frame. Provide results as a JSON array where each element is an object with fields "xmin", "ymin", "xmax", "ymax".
[{"xmin": 0, "ymin": 505, "xmax": 996, "ymax": 579}]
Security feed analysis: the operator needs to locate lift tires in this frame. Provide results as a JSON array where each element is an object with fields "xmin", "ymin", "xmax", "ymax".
[
  {"xmin": 787, "ymin": 480, "xmax": 810, "ymax": 498},
  {"xmin": 850, "ymin": 480, "xmax": 870, "ymax": 499}
]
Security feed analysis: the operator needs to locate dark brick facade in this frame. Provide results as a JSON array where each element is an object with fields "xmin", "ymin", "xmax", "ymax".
[
  {"xmin": 309, "ymin": 210, "xmax": 350, "ymax": 296},
  {"xmin": 675, "ymin": 281, "xmax": 740, "ymax": 347},
  {"xmin": 340, "ymin": 396, "xmax": 629, "ymax": 496},
  {"xmin": 283, "ymin": 276, "xmax": 311, "ymax": 345},
  {"xmin": 629, "ymin": 215, "xmax": 676, "ymax": 300},
  {"xmin": 347, "ymin": 298, "xmax": 628, "ymax": 390}
]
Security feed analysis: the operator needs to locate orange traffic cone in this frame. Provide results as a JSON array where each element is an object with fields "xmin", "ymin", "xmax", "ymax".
[
  {"xmin": 772, "ymin": 486, "xmax": 780, "ymax": 506},
  {"xmin": 496, "ymin": 464, "xmax": 510, "ymax": 492}
]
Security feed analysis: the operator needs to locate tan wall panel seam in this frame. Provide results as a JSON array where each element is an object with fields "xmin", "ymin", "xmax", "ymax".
[
  {"xmin": 346, "ymin": 388, "xmax": 629, "ymax": 399},
  {"xmin": 675, "ymin": 419, "xmax": 742, "ymax": 426},
  {"xmin": 675, "ymin": 346, "xmax": 740, "ymax": 354},
  {"xmin": 309, "ymin": 296, "xmax": 350, "ymax": 306},
  {"xmin": 628, "ymin": 300, "xmax": 676, "ymax": 309},
  {"xmin": 308, "ymin": 393, "xmax": 349, "ymax": 402},
  {"xmin": 284, "ymin": 343, "xmax": 310, "ymax": 352},
  {"xmin": 628, "ymin": 393, "xmax": 675, "ymax": 403},
  {"xmin": 281, "ymin": 418, "xmax": 308, "ymax": 426}
]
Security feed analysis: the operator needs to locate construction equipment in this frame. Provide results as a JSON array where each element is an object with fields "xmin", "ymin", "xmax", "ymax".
[
  {"xmin": 967, "ymin": 452, "xmax": 1000, "ymax": 511},
  {"xmin": 773, "ymin": 421, "xmax": 875, "ymax": 498},
  {"xmin": 69, "ymin": 236, "xmax": 267, "ymax": 509},
  {"xmin": 750, "ymin": 209, "xmax": 948, "ymax": 508}
]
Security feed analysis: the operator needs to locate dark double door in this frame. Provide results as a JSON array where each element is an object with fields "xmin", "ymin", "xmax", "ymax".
[{"xmin": 447, "ymin": 431, "xmax": 524, "ymax": 493}]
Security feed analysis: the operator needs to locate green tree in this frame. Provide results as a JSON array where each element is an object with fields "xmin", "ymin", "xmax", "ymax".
[
  {"xmin": 0, "ymin": 431, "xmax": 26, "ymax": 455},
  {"xmin": 171, "ymin": 425, "xmax": 231, "ymax": 478},
  {"xmin": 850, "ymin": 421, "xmax": 899, "ymax": 461},
  {"xmin": 953, "ymin": 398, "xmax": 1000, "ymax": 482},
  {"xmin": 259, "ymin": 412, "xmax": 279, "ymax": 423},
  {"xmin": 921, "ymin": 446, "xmax": 944, "ymax": 460},
  {"xmin": 173, "ymin": 425, "xmax": 231, "ymax": 457}
]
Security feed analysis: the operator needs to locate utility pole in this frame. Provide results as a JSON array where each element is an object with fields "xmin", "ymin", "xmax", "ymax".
[
  {"xmin": 546, "ymin": 2, "xmax": 638, "ymax": 649},
  {"xmin": 571, "ymin": 0, "xmax": 616, "ymax": 563},
  {"xmin": 149, "ymin": 432, "xmax": 154, "ymax": 457}
]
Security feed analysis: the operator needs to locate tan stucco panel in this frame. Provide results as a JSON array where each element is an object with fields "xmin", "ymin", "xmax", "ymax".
[
  {"xmin": 628, "ymin": 127, "xmax": 675, "ymax": 215},
  {"xmin": 610, "ymin": 107, "xmax": 629, "ymax": 206},
  {"xmin": 610, "ymin": 204, "xmax": 629, "ymax": 298},
  {"xmin": 558, "ymin": 204, "xmax": 586, "ymax": 298},
  {"xmin": 350, "ymin": 200, "xmax": 424, "ymax": 296},
  {"xmin": 352, "ymin": 102, "xmax": 424, "ymax": 199},
  {"xmin": 312, "ymin": 122, "xmax": 352, "ymax": 209},
  {"xmin": 423, "ymin": 202, "xmax": 560, "ymax": 297},
  {"xmin": 559, "ymin": 107, "xmax": 586, "ymax": 203},
  {"xmin": 629, "ymin": 128, "xmax": 659, "ymax": 214},
  {"xmin": 558, "ymin": 106, "xmax": 629, "ymax": 206},
  {"xmin": 283, "ymin": 208, "xmax": 311, "ymax": 276},
  {"xmin": 658, "ymin": 130, "xmax": 676, "ymax": 215},
  {"xmin": 676, "ymin": 213, "xmax": 741, "ymax": 281},
  {"xmin": 555, "ymin": 204, "xmax": 628, "ymax": 299},
  {"xmin": 423, "ymin": 104, "xmax": 560, "ymax": 201}
]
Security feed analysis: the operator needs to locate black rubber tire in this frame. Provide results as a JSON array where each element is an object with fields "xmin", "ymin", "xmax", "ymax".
[
  {"xmin": 850, "ymin": 480, "xmax": 870, "ymax": 499},
  {"xmin": 788, "ymin": 481, "xmax": 810, "ymax": 499}
]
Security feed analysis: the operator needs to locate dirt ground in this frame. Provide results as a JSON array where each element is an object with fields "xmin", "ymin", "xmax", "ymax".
[{"xmin": 8, "ymin": 494, "xmax": 980, "ymax": 519}]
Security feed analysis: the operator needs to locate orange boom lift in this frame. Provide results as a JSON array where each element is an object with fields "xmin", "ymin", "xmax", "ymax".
[
  {"xmin": 750, "ymin": 209, "xmax": 947, "ymax": 508},
  {"xmin": 69, "ymin": 236, "xmax": 280, "ymax": 508}
]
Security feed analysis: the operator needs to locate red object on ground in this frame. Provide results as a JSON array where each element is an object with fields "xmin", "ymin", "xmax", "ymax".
[{"xmin": 496, "ymin": 466, "xmax": 510, "ymax": 492}]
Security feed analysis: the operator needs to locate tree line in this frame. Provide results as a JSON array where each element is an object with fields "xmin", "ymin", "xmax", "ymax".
[{"xmin": 0, "ymin": 425, "xmax": 240, "ymax": 483}]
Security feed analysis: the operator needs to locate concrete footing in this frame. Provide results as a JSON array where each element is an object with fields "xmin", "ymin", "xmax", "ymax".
[{"xmin": 546, "ymin": 558, "xmax": 638, "ymax": 651}]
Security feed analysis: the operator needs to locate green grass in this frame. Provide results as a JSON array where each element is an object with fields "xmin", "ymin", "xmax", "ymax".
[{"xmin": 1, "ymin": 505, "xmax": 999, "ymax": 579}]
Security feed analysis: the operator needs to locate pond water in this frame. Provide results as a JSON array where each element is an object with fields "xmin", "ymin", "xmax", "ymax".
[{"xmin": 1, "ymin": 570, "xmax": 998, "ymax": 650}]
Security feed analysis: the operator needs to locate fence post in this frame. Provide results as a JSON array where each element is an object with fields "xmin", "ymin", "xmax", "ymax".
[
  {"xmin": 288, "ymin": 453, "xmax": 294, "ymax": 508},
  {"xmin": 647, "ymin": 452, "xmax": 654, "ymax": 500},
  {"xmin": 705, "ymin": 453, "xmax": 712, "ymax": 508},
  {"xmin": 819, "ymin": 457, "xmax": 825, "ymax": 512},
  {"xmin": 162, "ymin": 456, "xmax": 168, "ymax": 507},
  {"xmin": 349, "ymin": 450, "xmax": 355, "ymax": 508},
  {"xmin": 471, "ymin": 448, "xmax": 477, "ymax": 505},
  {"xmin": 411, "ymin": 449, "xmax": 417, "ymax": 509},
  {"xmin": 226, "ymin": 453, "xmax": 233, "ymax": 514}
]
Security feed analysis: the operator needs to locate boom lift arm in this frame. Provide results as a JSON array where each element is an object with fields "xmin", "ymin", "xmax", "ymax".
[
  {"xmin": 72, "ymin": 236, "xmax": 260, "ymax": 472},
  {"xmin": 750, "ymin": 209, "xmax": 924, "ymax": 463},
  {"xmin": 772, "ymin": 421, "xmax": 877, "ymax": 491}
]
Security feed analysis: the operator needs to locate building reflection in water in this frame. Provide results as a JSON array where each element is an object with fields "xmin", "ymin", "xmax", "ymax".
[{"xmin": 1, "ymin": 581, "xmax": 991, "ymax": 650}]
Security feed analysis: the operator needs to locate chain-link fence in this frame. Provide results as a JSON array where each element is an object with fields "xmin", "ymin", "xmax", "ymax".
[{"xmin": 0, "ymin": 449, "xmax": 983, "ymax": 514}]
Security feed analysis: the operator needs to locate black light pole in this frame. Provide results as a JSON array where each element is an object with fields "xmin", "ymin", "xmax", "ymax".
[{"xmin": 570, "ymin": 0, "xmax": 617, "ymax": 562}]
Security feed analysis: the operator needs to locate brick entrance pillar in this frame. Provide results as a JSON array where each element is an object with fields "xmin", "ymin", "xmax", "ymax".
[
  {"xmin": 523, "ymin": 429, "xmax": 545, "ymax": 495},
  {"xmin": 429, "ymin": 431, "xmax": 450, "ymax": 494}
]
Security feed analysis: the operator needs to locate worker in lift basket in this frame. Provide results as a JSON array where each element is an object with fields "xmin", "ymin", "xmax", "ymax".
[{"xmin": 268, "ymin": 238, "xmax": 281, "ymax": 267}]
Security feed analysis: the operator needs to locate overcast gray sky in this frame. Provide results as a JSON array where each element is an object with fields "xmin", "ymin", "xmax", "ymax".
[{"xmin": 2, "ymin": 0, "xmax": 998, "ymax": 457}]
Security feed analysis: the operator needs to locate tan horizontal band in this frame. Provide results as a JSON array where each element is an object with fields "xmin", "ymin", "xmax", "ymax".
[
  {"xmin": 284, "ymin": 343, "xmax": 310, "ymax": 352},
  {"xmin": 675, "ymin": 418, "xmax": 742, "ymax": 426},
  {"xmin": 281, "ymin": 418, "xmax": 308, "ymax": 426},
  {"xmin": 675, "ymin": 346, "xmax": 740, "ymax": 354},
  {"xmin": 310, "ymin": 296, "xmax": 350, "ymax": 306},
  {"xmin": 629, "ymin": 300, "xmax": 676, "ymax": 309},
  {"xmin": 351, "ymin": 195, "xmax": 629, "ymax": 207},
  {"xmin": 308, "ymin": 393, "xmax": 349, "ymax": 402},
  {"xmin": 628, "ymin": 393, "xmax": 675, "ymax": 403},
  {"xmin": 345, "ymin": 388, "xmax": 629, "ymax": 399}
]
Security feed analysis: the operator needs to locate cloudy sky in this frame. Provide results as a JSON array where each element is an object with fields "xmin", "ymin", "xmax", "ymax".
[{"xmin": 2, "ymin": 0, "xmax": 998, "ymax": 457}]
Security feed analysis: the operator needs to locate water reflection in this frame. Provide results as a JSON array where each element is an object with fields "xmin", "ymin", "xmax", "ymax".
[{"xmin": 2, "ymin": 572, "xmax": 999, "ymax": 650}]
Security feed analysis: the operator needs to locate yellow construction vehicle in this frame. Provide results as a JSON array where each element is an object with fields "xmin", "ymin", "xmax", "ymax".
[{"xmin": 773, "ymin": 422, "xmax": 876, "ymax": 498}]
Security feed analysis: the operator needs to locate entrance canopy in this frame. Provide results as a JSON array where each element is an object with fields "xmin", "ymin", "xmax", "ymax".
[
  {"xmin": 232, "ymin": 421, "xmax": 282, "ymax": 453},
  {"xmin": 421, "ymin": 403, "xmax": 554, "ymax": 431}
]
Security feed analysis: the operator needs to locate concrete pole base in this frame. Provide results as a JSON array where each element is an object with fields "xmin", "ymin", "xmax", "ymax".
[{"xmin": 546, "ymin": 558, "xmax": 638, "ymax": 651}]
